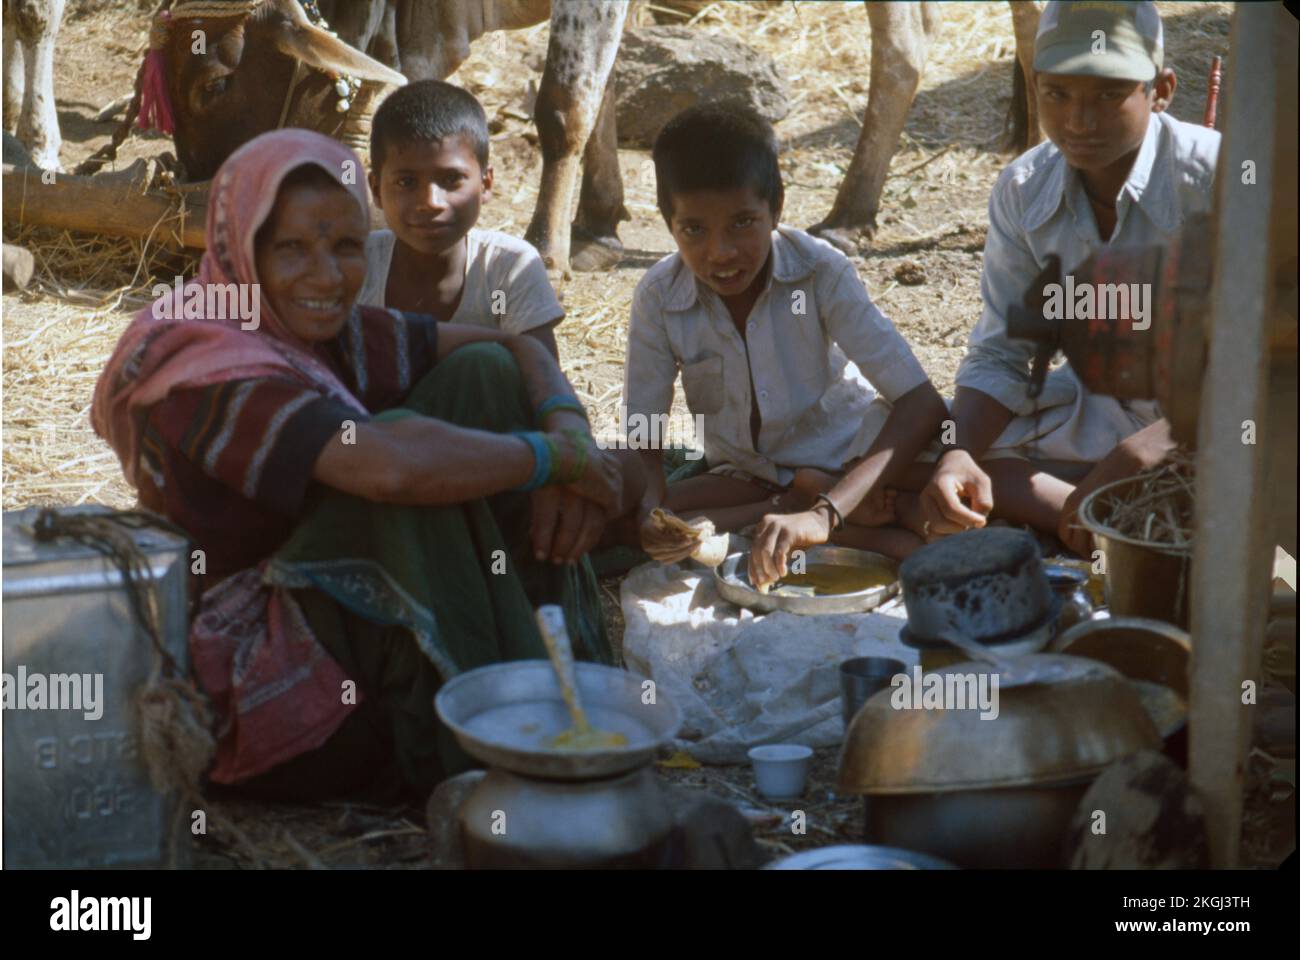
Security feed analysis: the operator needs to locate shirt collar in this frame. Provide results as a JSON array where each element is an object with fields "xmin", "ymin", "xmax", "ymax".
[
  {"xmin": 662, "ymin": 226, "xmax": 817, "ymax": 312},
  {"xmin": 1023, "ymin": 113, "xmax": 1177, "ymax": 234}
]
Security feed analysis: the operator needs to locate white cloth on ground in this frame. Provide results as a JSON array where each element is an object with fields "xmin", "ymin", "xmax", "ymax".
[{"xmin": 619, "ymin": 560, "xmax": 916, "ymax": 764}]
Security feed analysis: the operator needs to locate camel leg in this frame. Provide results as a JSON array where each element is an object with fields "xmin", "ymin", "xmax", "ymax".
[
  {"xmin": 1008, "ymin": 0, "xmax": 1043, "ymax": 151},
  {"xmin": 524, "ymin": 0, "xmax": 627, "ymax": 277},
  {"xmin": 810, "ymin": 0, "xmax": 936, "ymax": 254},
  {"xmin": 14, "ymin": 0, "xmax": 64, "ymax": 172},
  {"xmin": 570, "ymin": 73, "xmax": 629, "ymax": 272},
  {"xmin": 3, "ymin": 7, "xmax": 24, "ymax": 136}
]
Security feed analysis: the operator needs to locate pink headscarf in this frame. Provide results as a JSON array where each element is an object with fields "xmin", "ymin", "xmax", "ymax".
[{"xmin": 92, "ymin": 128, "xmax": 371, "ymax": 486}]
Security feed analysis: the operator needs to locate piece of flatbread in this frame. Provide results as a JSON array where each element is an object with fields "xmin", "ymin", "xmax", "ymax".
[{"xmin": 649, "ymin": 508, "xmax": 730, "ymax": 567}]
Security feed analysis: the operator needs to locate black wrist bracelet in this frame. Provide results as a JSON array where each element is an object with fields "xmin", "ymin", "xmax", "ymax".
[
  {"xmin": 813, "ymin": 493, "xmax": 844, "ymax": 532},
  {"xmin": 938, "ymin": 444, "xmax": 974, "ymax": 463}
]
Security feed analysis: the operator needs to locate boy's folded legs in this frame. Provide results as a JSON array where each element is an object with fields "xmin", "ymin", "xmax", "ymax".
[{"xmin": 664, "ymin": 472, "xmax": 792, "ymax": 533}]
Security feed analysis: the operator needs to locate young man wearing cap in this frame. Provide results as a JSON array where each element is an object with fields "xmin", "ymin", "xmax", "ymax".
[{"xmin": 918, "ymin": 0, "xmax": 1220, "ymax": 556}]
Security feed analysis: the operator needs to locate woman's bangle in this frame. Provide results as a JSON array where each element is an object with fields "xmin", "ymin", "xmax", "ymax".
[
  {"xmin": 552, "ymin": 428, "xmax": 590, "ymax": 484},
  {"xmin": 813, "ymin": 493, "xmax": 844, "ymax": 532},
  {"xmin": 537, "ymin": 394, "xmax": 589, "ymax": 424},
  {"xmin": 512, "ymin": 431, "xmax": 551, "ymax": 491}
]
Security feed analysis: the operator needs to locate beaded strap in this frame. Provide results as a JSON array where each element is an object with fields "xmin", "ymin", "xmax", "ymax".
[{"xmin": 170, "ymin": 1, "xmax": 264, "ymax": 19}]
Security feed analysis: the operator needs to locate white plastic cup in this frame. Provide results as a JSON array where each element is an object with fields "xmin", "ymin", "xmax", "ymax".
[{"xmin": 748, "ymin": 744, "xmax": 814, "ymax": 800}]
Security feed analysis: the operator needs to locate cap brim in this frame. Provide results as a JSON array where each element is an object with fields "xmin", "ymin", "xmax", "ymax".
[{"xmin": 1033, "ymin": 42, "xmax": 1157, "ymax": 82}]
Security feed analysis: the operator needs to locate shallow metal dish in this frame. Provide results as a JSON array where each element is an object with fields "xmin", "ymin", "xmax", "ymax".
[
  {"xmin": 435, "ymin": 661, "xmax": 680, "ymax": 780},
  {"xmin": 764, "ymin": 844, "xmax": 956, "ymax": 870},
  {"xmin": 713, "ymin": 545, "xmax": 899, "ymax": 615}
]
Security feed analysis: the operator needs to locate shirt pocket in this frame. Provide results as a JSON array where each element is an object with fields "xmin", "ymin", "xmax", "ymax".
[{"xmin": 680, "ymin": 354, "xmax": 725, "ymax": 416}]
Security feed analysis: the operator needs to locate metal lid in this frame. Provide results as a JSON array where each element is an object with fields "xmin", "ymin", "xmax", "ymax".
[
  {"xmin": 765, "ymin": 844, "xmax": 957, "ymax": 870},
  {"xmin": 836, "ymin": 654, "xmax": 1162, "ymax": 795}
]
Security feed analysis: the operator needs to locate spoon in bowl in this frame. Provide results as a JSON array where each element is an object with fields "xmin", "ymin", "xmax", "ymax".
[{"xmin": 535, "ymin": 605, "xmax": 627, "ymax": 750}]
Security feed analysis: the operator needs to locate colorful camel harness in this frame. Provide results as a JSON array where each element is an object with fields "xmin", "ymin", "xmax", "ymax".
[{"xmin": 137, "ymin": 0, "xmax": 362, "ymax": 137}]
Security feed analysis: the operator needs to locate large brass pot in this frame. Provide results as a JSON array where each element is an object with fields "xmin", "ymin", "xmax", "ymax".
[{"xmin": 837, "ymin": 655, "xmax": 1161, "ymax": 868}]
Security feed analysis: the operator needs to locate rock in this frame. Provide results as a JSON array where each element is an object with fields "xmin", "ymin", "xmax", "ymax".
[
  {"xmin": 894, "ymin": 260, "xmax": 928, "ymax": 286},
  {"xmin": 614, "ymin": 26, "xmax": 790, "ymax": 148},
  {"xmin": 1067, "ymin": 750, "xmax": 1210, "ymax": 869},
  {"xmin": 661, "ymin": 787, "xmax": 764, "ymax": 869}
]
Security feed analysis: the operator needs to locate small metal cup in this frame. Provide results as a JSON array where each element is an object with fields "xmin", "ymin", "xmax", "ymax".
[{"xmin": 840, "ymin": 656, "xmax": 906, "ymax": 732}]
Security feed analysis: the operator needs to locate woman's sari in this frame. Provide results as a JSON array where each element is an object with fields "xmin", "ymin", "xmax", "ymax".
[{"xmin": 91, "ymin": 130, "xmax": 611, "ymax": 795}]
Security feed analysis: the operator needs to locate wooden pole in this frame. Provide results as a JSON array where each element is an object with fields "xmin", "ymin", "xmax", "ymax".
[
  {"xmin": 1188, "ymin": 2, "xmax": 1296, "ymax": 868},
  {"xmin": 2, "ymin": 164, "xmax": 208, "ymax": 249}
]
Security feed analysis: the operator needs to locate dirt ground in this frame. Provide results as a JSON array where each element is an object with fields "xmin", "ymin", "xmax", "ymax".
[{"xmin": 6, "ymin": 1, "xmax": 1287, "ymax": 870}]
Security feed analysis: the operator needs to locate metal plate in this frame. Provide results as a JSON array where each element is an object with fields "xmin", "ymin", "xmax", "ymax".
[
  {"xmin": 713, "ymin": 545, "xmax": 899, "ymax": 615},
  {"xmin": 765, "ymin": 844, "xmax": 956, "ymax": 870},
  {"xmin": 435, "ymin": 661, "xmax": 680, "ymax": 780}
]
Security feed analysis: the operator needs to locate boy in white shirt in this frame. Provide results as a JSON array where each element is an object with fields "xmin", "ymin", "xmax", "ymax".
[
  {"xmin": 624, "ymin": 104, "xmax": 948, "ymax": 579},
  {"xmin": 359, "ymin": 80, "xmax": 564, "ymax": 357},
  {"xmin": 919, "ymin": 1, "xmax": 1219, "ymax": 555}
]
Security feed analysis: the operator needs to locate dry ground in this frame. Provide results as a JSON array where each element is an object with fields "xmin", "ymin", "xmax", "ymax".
[{"xmin": 5, "ymin": 1, "xmax": 1276, "ymax": 870}]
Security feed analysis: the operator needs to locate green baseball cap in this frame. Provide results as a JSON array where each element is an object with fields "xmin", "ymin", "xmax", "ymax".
[{"xmin": 1034, "ymin": 1, "xmax": 1164, "ymax": 82}]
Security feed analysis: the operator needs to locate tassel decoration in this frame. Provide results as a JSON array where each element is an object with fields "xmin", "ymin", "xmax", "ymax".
[{"xmin": 137, "ymin": 11, "xmax": 176, "ymax": 135}]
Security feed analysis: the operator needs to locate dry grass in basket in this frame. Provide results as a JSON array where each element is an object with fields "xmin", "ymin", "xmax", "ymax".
[{"xmin": 1083, "ymin": 451, "xmax": 1197, "ymax": 549}]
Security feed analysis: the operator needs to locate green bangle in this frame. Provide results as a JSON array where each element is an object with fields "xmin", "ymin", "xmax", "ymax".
[{"xmin": 559, "ymin": 428, "xmax": 589, "ymax": 484}]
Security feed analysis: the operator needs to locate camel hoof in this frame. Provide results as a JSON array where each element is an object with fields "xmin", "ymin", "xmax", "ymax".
[
  {"xmin": 570, "ymin": 229, "xmax": 624, "ymax": 273},
  {"xmin": 808, "ymin": 222, "xmax": 874, "ymax": 256}
]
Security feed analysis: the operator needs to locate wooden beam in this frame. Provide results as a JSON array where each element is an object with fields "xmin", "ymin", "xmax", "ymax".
[
  {"xmin": 2, "ymin": 164, "xmax": 208, "ymax": 249},
  {"xmin": 1188, "ymin": 2, "xmax": 1297, "ymax": 868}
]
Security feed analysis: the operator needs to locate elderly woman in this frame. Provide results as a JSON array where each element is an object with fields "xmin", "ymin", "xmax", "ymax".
[{"xmin": 92, "ymin": 130, "xmax": 638, "ymax": 801}]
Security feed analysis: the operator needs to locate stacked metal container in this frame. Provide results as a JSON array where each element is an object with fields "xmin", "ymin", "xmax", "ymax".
[{"xmin": 2, "ymin": 505, "xmax": 191, "ymax": 868}]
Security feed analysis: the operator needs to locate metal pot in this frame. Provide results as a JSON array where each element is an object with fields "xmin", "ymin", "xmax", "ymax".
[
  {"xmin": 838, "ymin": 655, "xmax": 1160, "ymax": 792},
  {"xmin": 1044, "ymin": 562, "xmax": 1097, "ymax": 633},
  {"xmin": 899, "ymin": 614, "xmax": 1054, "ymax": 672},
  {"xmin": 459, "ymin": 766, "xmax": 675, "ymax": 868},
  {"xmin": 899, "ymin": 528, "xmax": 1057, "ymax": 647},
  {"xmin": 837, "ymin": 654, "xmax": 1162, "ymax": 868},
  {"xmin": 1079, "ymin": 477, "xmax": 1192, "ymax": 628},
  {"xmin": 863, "ymin": 781, "xmax": 1092, "ymax": 869}
]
